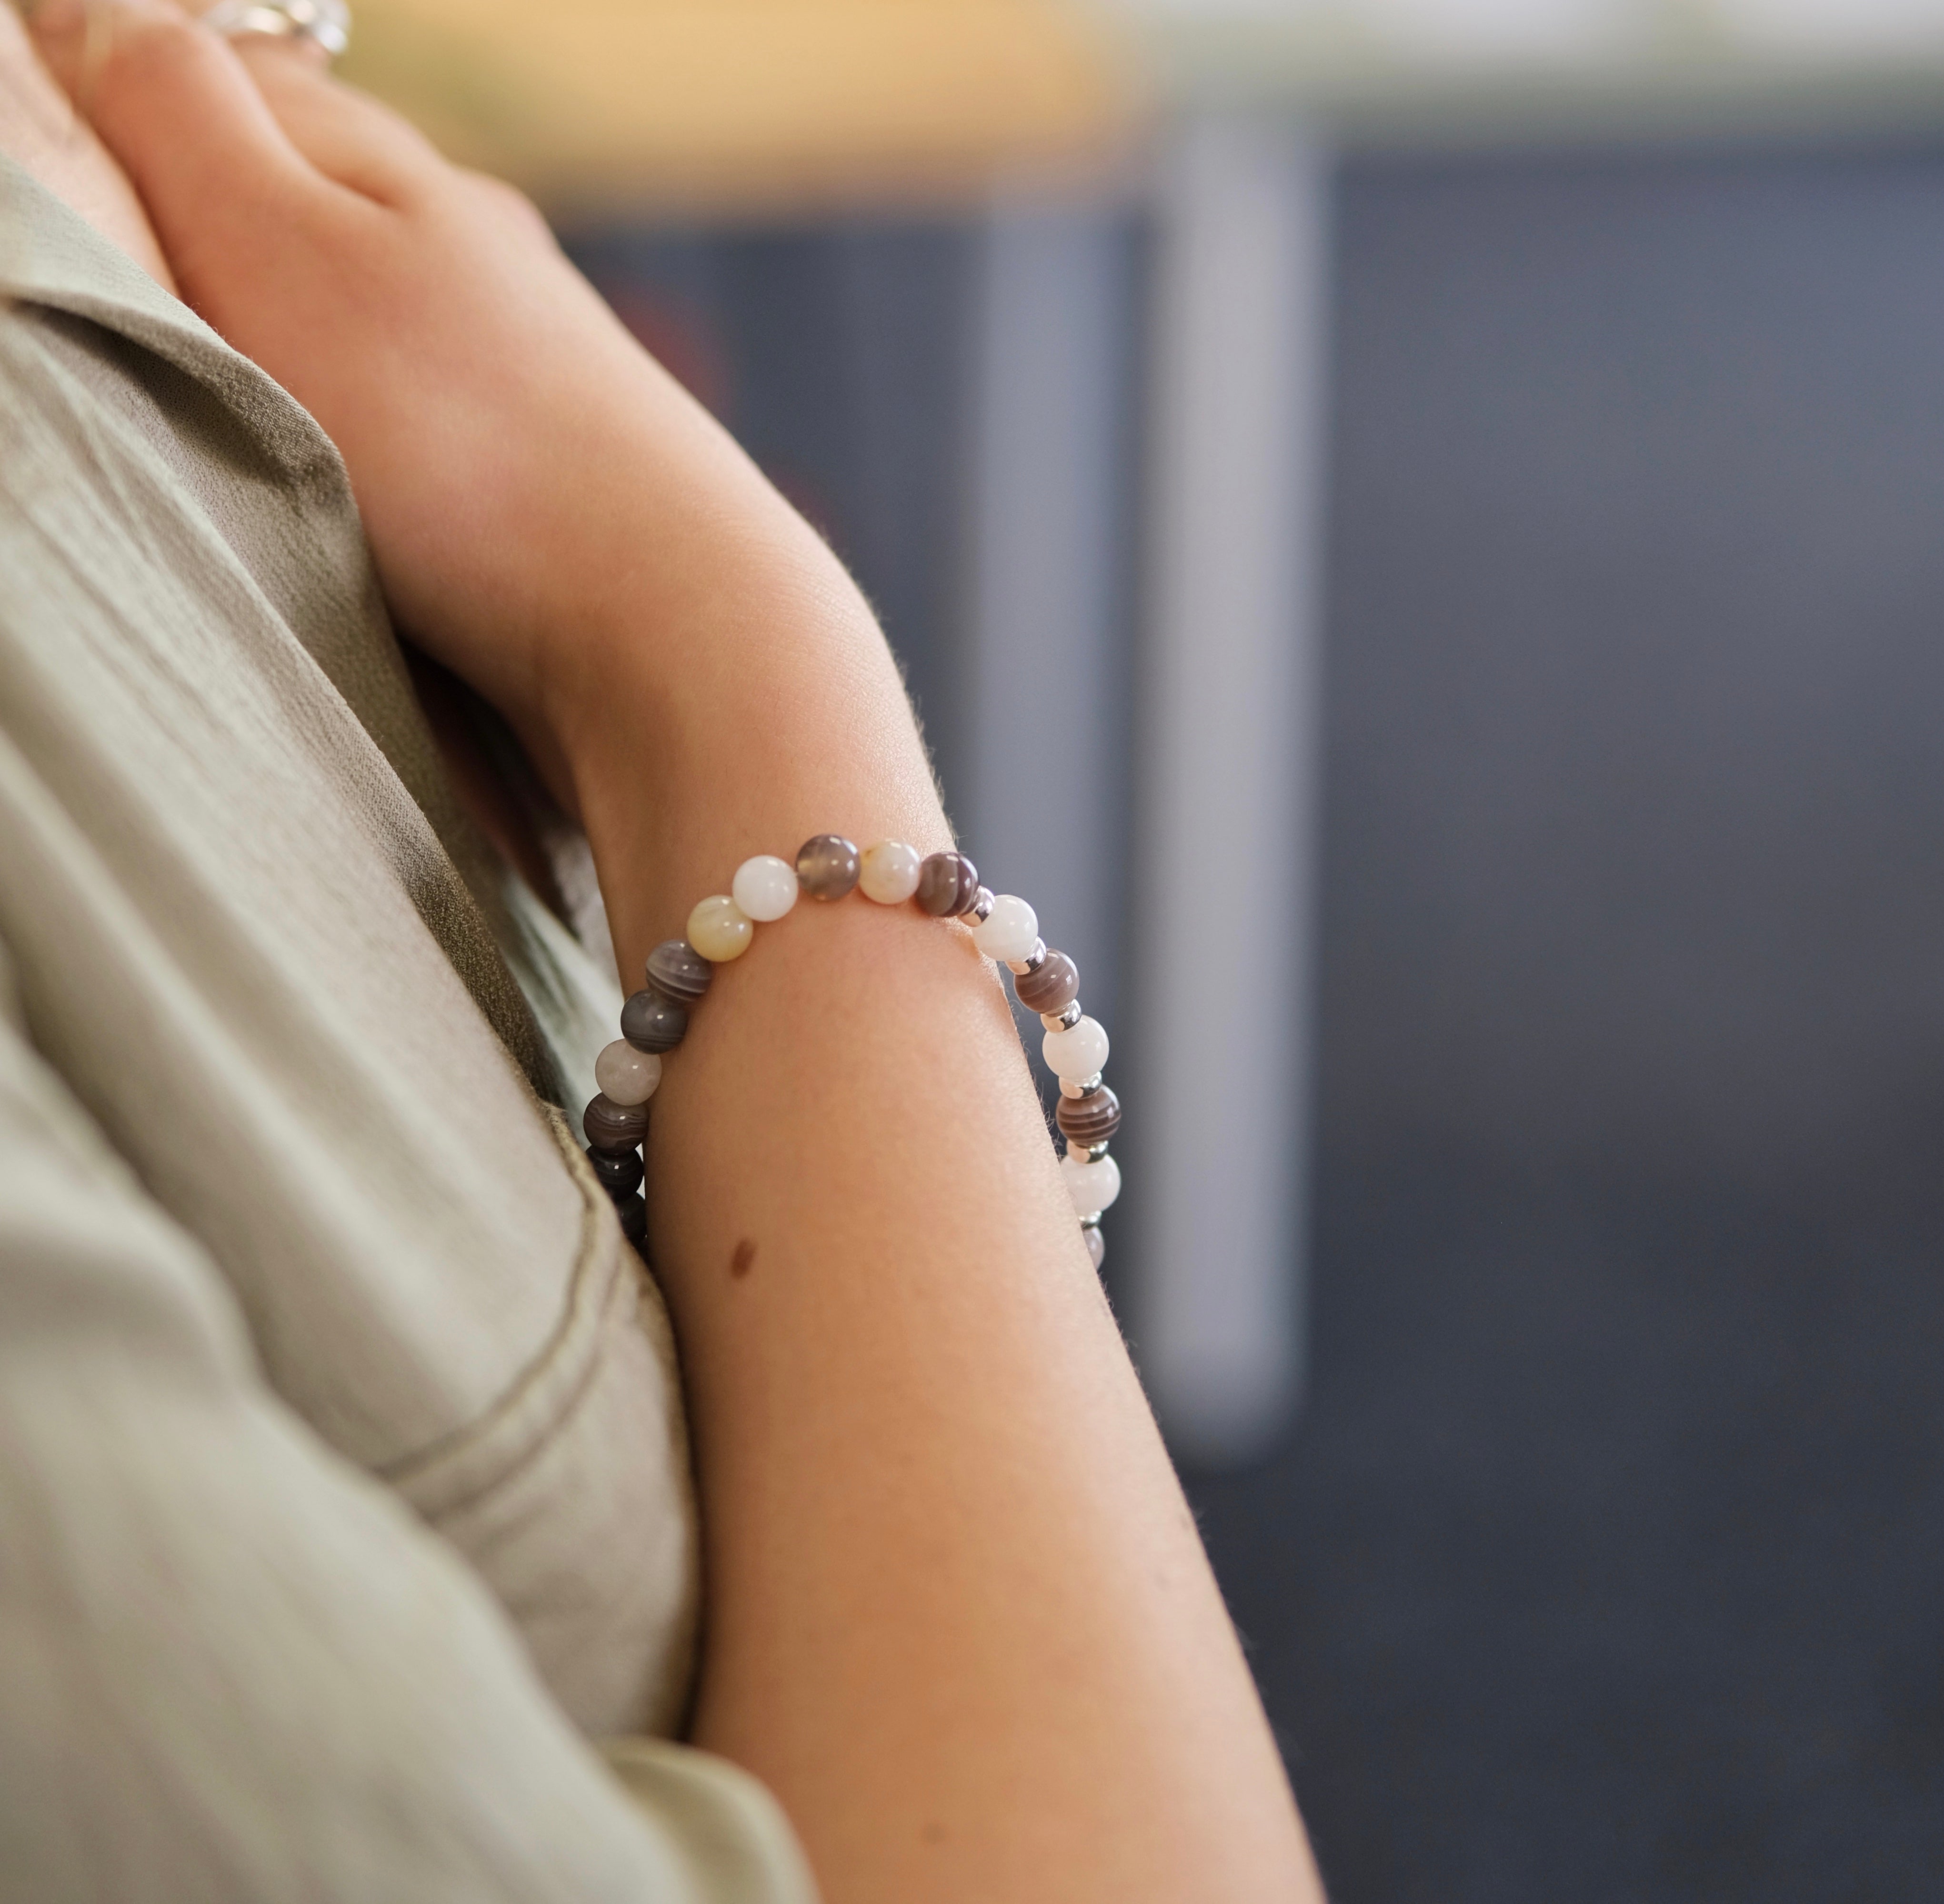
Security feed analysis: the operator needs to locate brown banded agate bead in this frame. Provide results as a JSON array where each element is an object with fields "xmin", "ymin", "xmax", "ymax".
[
  {"xmin": 647, "ymin": 938, "xmax": 711, "ymax": 1006},
  {"xmin": 796, "ymin": 833, "xmax": 861, "ymax": 900},
  {"xmin": 1013, "ymin": 949, "xmax": 1079, "ymax": 1015},
  {"xmin": 590, "ymin": 1148, "xmax": 644, "ymax": 1196},
  {"xmin": 621, "ymin": 989, "xmax": 686, "ymax": 1053},
  {"xmin": 917, "ymin": 850, "xmax": 980, "ymax": 917},
  {"xmin": 1055, "ymin": 1084, "xmax": 1120, "ymax": 1149},
  {"xmin": 584, "ymin": 1093, "xmax": 649, "ymax": 1153}
]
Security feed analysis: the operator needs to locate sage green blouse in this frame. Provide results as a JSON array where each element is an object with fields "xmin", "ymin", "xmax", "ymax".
[{"xmin": 0, "ymin": 154, "xmax": 813, "ymax": 1903}]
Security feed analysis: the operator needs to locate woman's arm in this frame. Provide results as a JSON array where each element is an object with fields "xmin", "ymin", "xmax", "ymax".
[{"xmin": 30, "ymin": 8, "xmax": 1322, "ymax": 1898}]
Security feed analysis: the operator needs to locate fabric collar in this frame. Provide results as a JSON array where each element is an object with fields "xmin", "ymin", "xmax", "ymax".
[{"xmin": 0, "ymin": 149, "xmax": 345, "ymax": 489}]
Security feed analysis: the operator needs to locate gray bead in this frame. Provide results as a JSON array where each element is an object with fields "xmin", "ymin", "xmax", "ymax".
[
  {"xmin": 1014, "ymin": 949, "xmax": 1079, "ymax": 1015},
  {"xmin": 621, "ymin": 989, "xmax": 686, "ymax": 1053},
  {"xmin": 584, "ymin": 1093, "xmax": 648, "ymax": 1153},
  {"xmin": 589, "ymin": 1147, "xmax": 643, "ymax": 1196},
  {"xmin": 1056, "ymin": 1084, "xmax": 1120, "ymax": 1149},
  {"xmin": 796, "ymin": 833, "xmax": 861, "ymax": 900},
  {"xmin": 917, "ymin": 851, "xmax": 979, "ymax": 917},
  {"xmin": 647, "ymin": 938, "xmax": 711, "ymax": 1005},
  {"xmin": 1083, "ymin": 1223, "xmax": 1105, "ymax": 1272}
]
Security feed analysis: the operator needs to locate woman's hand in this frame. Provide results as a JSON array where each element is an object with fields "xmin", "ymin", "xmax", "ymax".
[
  {"xmin": 30, "ymin": 0, "xmax": 948, "ymax": 991},
  {"xmin": 29, "ymin": 0, "xmax": 842, "ymax": 805}
]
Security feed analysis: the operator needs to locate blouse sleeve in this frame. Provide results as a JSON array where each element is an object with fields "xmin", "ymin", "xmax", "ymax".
[{"xmin": 0, "ymin": 949, "xmax": 816, "ymax": 1904}]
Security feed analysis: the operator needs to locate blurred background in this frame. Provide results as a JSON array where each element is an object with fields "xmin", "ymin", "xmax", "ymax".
[{"xmin": 348, "ymin": 2, "xmax": 1944, "ymax": 1896}]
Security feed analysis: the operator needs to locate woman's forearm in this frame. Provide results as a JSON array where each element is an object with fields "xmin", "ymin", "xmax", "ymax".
[{"xmin": 564, "ymin": 567, "xmax": 1321, "ymax": 1904}]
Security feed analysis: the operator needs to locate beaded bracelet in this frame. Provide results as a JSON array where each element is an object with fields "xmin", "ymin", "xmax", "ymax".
[{"xmin": 580, "ymin": 837, "xmax": 1122, "ymax": 1271}]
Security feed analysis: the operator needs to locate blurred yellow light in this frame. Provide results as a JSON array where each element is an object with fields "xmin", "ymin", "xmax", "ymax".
[{"xmin": 339, "ymin": 0, "xmax": 1140, "ymax": 219}]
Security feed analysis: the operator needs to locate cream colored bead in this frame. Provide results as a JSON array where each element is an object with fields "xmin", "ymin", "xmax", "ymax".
[
  {"xmin": 731, "ymin": 854, "xmax": 798, "ymax": 922},
  {"xmin": 859, "ymin": 838, "xmax": 923, "ymax": 904},
  {"xmin": 1061, "ymin": 1151, "xmax": 1122, "ymax": 1219},
  {"xmin": 688, "ymin": 894, "xmax": 753, "ymax": 962},
  {"xmin": 970, "ymin": 892, "xmax": 1038, "ymax": 963},
  {"xmin": 595, "ymin": 1040, "xmax": 662, "ymax": 1107},
  {"xmin": 1042, "ymin": 1013, "xmax": 1109, "ymax": 1080}
]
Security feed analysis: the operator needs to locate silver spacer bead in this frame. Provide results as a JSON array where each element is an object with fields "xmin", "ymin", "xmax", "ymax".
[
  {"xmin": 1059, "ymin": 1071, "xmax": 1105, "ymax": 1099},
  {"xmin": 969, "ymin": 886, "xmax": 995, "ymax": 925},
  {"xmin": 1080, "ymin": 1215, "xmax": 1102, "ymax": 1231},
  {"xmin": 1086, "ymin": 1141, "xmax": 1112, "ymax": 1162},
  {"xmin": 1007, "ymin": 938, "xmax": 1048, "ymax": 977},
  {"xmin": 1041, "ymin": 1000, "xmax": 1084, "ymax": 1032}
]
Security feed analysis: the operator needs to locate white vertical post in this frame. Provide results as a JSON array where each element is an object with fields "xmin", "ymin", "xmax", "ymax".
[
  {"xmin": 964, "ymin": 200, "xmax": 1127, "ymax": 1027},
  {"xmin": 1132, "ymin": 115, "xmax": 1332, "ymax": 1462}
]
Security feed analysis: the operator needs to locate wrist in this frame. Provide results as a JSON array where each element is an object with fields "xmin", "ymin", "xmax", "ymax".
[
  {"xmin": 544, "ymin": 547, "xmax": 951, "ymax": 959},
  {"xmin": 399, "ymin": 337, "xmax": 830, "ymax": 773}
]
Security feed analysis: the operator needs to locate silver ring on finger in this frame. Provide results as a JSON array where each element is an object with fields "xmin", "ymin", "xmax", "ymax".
[{"xmin": 201, "ymin": 0, "xmax": 351, "ymax": 61}]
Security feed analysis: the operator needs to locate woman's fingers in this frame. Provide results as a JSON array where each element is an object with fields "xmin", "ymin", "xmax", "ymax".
[
  {"xmin": 31, "ymin": 0, "xmax": 448, "ymax": 201},
  {"xmin": 227, "ymin": 35, "xmax": 445, "ymax": 207},
  {"xmin": 27, "ymin": 0, "xmax": 328, "ymax": 291},
  {"xmin": 25, "ymin": 0, "xmax": 481, "ymax": 438}
]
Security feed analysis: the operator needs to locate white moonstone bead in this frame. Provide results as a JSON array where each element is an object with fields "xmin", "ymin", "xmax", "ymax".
[
  {"xmin": 1061, "ymin": 1151, "xmax": 1122, "ymax": 1218},
  {"xmin": 859, "ymin": 838, "xmax": 923, "ymax": 903},
  {"xmin": 1042, "ymin": 1013, "xmax": 1109, "ymax": 1081},
  {"xmin": 731, "ymin": 854, "xmax": 798, "ymax": 922},
  {"xmin": 688, "ymin": 894, "xmax": 753, "ymax": 962},
  {"xmin": 595, "ymin": 1039, "xmax": 662, "ymax": 1106},
  {"xmin": 970, "ymin": 892, "xmax": 1038, "ymax": 963}
]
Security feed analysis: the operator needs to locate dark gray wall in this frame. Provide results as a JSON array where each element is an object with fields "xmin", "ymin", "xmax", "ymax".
[
  {"xmin": 568, "ymin": 220, "xmax": 978, "ymax": 807},
  {"xmin": 1187, "ymin": 142, "xmax": 1944, "ymax": 1904},
  {"xmin": 1319, "ymin": 144, "xmax": 1944, "ymax": 1193}
]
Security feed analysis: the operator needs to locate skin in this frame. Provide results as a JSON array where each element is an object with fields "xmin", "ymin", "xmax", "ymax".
[
  {"xmin": 0, "ymin": 0, "xmax": 170, "ymax": 280},
  {"xmin": 3, "ymin": 6, "xmax": 1325, "ymax": 1900}
]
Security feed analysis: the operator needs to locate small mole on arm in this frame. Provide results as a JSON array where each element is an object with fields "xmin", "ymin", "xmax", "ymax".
[
  {"xmin": 730, "ymin": 1238, "xmax": 757, "ymax": 1279},
  {"xmin": 921, "ymin": 1822, "xmax": 948, "ymax": 1846}
]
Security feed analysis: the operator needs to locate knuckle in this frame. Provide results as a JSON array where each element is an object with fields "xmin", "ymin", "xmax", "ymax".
[
  {"xmin": 102, "ymin": 2, "xmax": 221, "ymax": 89},
  {"xmin": 88, "ymin": 30, "xmax": 236, "ymax": 139},
  {"xmin": 461, "ymin": 170, "xmax": 551, "ymax": 236}
]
